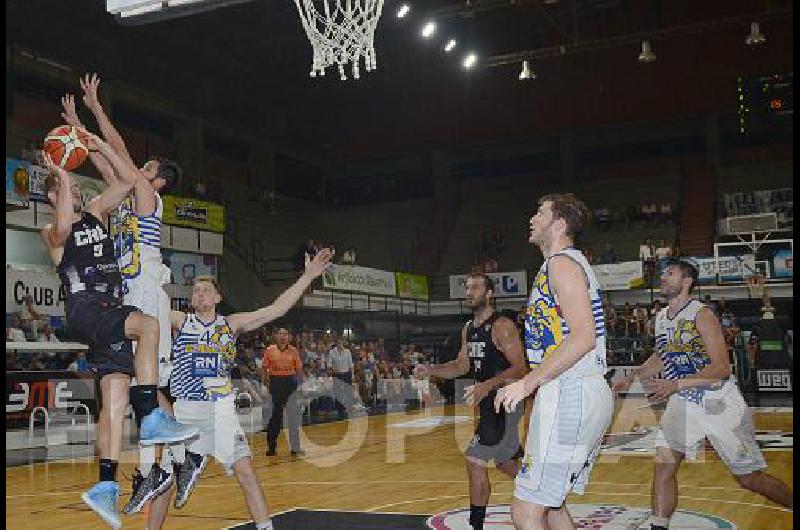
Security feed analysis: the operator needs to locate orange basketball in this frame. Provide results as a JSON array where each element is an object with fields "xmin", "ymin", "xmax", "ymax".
[{"xmin": 43, "ymin": 125, "xmax": 89, "ymax": 171}]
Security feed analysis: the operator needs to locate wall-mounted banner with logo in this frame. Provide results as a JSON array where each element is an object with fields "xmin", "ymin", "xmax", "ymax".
[
  {"xmin": 323, "ymin": 264, "xmax": 397, "ymax": 296},
  {"xmin": 162, "ymin": 250, "xmax": 218, "ymax": 287},
  {"xmin": 6, "ymin": 267, "xmax": 66, "ymax": 316},
  {"xmin": 7, "ymin": 157, "xmax": 37, "ymax": 205},
  {"xmin": 6, "ymin": 371, "xmax": 98, "ymax": 428},
  {"xmin": 658, "ymin": 255, "xmax": 757, "ymax": 283},
  {"xmin": 162, "ymin": 196, "xmax": 225, "ymax": 233},
  {"xmin": 395, "ymin": 272, "xmax": 429, "ymax": 300},
  {"xmin": 449, "ymin": 271, "xmax": 527, "ymax": 299},
  {"xmin": 23, "ymin": 161, "xmax": 106, "ymax": 207},
  {"xmin": 591, "ymin": 261, "xmax": 645, "ymax": 291},
  {"xmin": 772, "ymin": 249, "xmax": 793, "ymax": 278}
]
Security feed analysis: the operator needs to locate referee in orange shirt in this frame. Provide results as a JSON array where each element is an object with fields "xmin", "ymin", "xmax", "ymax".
[{"xmin": 262, "ymin": 328, "xmax": 304, "ymax": 456}]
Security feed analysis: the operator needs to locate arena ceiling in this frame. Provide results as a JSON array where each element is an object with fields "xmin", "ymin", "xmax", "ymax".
[{"xmin": 6, "ymin": 0, "xmax": 794, "ymax": 161}]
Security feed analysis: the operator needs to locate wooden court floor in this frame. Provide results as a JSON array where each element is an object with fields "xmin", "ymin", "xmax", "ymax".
[{"xmin": 5, "ymin": 399, "xmax": 793, "ymax": 529}]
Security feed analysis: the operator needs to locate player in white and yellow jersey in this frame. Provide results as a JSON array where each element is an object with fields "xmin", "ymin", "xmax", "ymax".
[
  {"xmin": 142, "ymin": 249, "xmax": 332, "ymax": 530},
  {"xmin": 495, "ymin": 193, "xmax": 613, "ymax": 530},
  {"xmin": 613, "ymin": 259, "xmax": 792, "ymax": 530}
]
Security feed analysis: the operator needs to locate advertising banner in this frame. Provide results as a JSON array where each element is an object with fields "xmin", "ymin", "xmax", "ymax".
[
  {"xmin": 6, "ymin": 268, "xmax": 66, "ymax": 316},
  {"xmin": 449, "ymin": 271, "xmax": 527, "ymax": 299},
  {"xmin": 162, "ymin": 250, "xmax": 218, "ymax": 287},
  {"xmin": 395, "ymin": 272, "xmax": 429, "ymax": 300},
  {"xmin": 772, "ymin": 249, "xmax": 793, "ymax": 278},
  {"xmin": 322, "ymin": 264, "xmax": 397, "ymax": 296},
  {"xmin": 591, "ymin": 261, "xmax": 645, "ymax": 291},
  {"xmin": 5, "ymin": 371, "xmax": 98, "ymax": 427},
  {"xmin": 162, "ymin": 196, "xmax": 225, "ymax": 233},
  {"xmin": 659, "ymin": 255, "xmax": 757, "ymax": 283}
]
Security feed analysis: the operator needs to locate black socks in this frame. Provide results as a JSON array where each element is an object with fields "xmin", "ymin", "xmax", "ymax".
[
  {"xmin": 133, "ymin": 385, "xmax": 159, "ymax": 420},
  {"xmin": 469, "ymin": 504, "xmax": 487, "ymax": 530},
  {"xmin": 99, "ymin": 459, "xmax": 118, "ymax": 482}
]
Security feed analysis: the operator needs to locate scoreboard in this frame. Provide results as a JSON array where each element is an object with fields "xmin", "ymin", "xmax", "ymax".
[{"xmin": 738, "ymin": 72, "xmax": 794, "ymax": 136}]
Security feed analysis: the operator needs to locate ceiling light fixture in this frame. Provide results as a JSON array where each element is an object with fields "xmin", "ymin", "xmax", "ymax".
[
  {"xmin": 638, "ymin": 40, "xmax": 656, "ymax": 63},
  {"xmin": 444, "ymin": 39, "xmax": 457, "ymax": 52},
  {"xmin": 463, "ymin": 52, "xmax": 477, "ymax": 69},
  {"xmin": 421, "ymin": 21, "xmax": 436, "ymax": 38},
  {"xmin": 745, "ymin": 22, "xmax": 766, "ymax": 45},
  {"xmin": 396, "ymin": 4, "xmax": 410, "ymax": 18},
  {"xmin": 518, "ymin": 59, "xmax": 535, "ymax": 80}
]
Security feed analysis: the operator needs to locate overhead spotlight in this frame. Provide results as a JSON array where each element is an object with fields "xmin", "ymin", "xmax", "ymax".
[
  {"xmin": 444, "ymin": 39, "xmax": 457, "ymax": 52},
  {"xmin": 463, "ymin": 52, "xmax": 477, "ymax": 69},
  {"xmin": 745, "ymin": 22, "xmax": 766, "ymax": 46},
  {"xmin": 519, "ymin": 59, "xmax": 535, "ymax": 80},
  {"xmin": 396, "ymin": 4, "xmax": 410, "ymax": 18},
  {"xmin": 421, "ymin": 21, "xmax": 437, "ymax": 38},
  {"xmin": 638, "ymin": 40, "xmax": 656, "ymax": 63}
]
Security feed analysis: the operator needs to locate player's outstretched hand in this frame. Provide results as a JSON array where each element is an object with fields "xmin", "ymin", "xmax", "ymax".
[
  {"xmin": 464, "ymin": 381, "xmax": 491, "ymax": 406},
  {"xmin": 304, "ymin": 248, "xmax": 333, "ymax": 278},
  {"xmin": 611, "ymin": 375, "xmax": 633, "ymax": 398},
  {"xmin": 79, "ymin": 73, "xmax": 102, "ymax": 111},
  {"xmin": 494, "ymin": 375, "xmax": 538, "ymax": 414},
  {"xmin": 642, "ymin": 378, "xmax": 678, "ymax": 402},
  {"xmin": 60, "ymin": 94, "xmax": 82, "ymax": 129}
]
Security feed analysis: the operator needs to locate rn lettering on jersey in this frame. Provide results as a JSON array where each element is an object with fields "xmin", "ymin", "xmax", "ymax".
[{"xmin": 74, "ymin": 226, "xmax": 108, "ymax": 246}]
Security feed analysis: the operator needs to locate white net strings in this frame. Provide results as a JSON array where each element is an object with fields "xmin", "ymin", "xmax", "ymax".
[{"xmin": 294, "ymin": 0, "xmax": 384, "ymax": 80}]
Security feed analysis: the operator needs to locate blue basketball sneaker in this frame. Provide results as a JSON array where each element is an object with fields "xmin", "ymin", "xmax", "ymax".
[
  {"xmin": 139, "ymin": 408, "xmax": 198, "ymax": 445},
  {"xmin": 81, "ymin": 480, "xmax": 121, "ymax": 529}
]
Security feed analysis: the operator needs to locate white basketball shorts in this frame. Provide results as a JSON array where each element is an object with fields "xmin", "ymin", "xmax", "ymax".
[
  {"xmin": 515, "ymin": 375, "xmax": 613, "ymax": 507},
  {"xmin": 655, "ymin": 377, "xmax": 766, "ymax": 475},
  {"xmin": 173, "ymin": 396, "xmax": 252, "ymax": 475},
  {"xmin": 126, "ymin": 262, "xmax": 173, "ymax": 388}
]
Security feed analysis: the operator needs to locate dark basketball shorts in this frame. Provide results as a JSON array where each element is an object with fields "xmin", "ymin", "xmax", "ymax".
[
  {"xmin": 65, "ymin": 291, "xmax": 139, "ymax": 379},
  {"xmin": 465, "ymin": 400, "xmax": 525, "ymax": 465}
]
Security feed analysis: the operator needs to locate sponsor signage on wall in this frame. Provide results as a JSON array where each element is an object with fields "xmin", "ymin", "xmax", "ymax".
[
  {"xmin": 6, "ymin": 267, "xmax": 67, "ymax": 316},
  {"xmin": 162, "ymin": 196, "xmax": 225, "ymax": 233},
  {"xmin": 757, "ymin": 369, "xmax": 792, "ymax": 392},
  {"xmin": 322, "ymin": 264, "xmax": 397, "ymax": 296},
  {"xmin": 395, "ymin": 272, "xmax": 429, "ymax": 300},
  {"xmin": 162, "ymin": 250, "xmax": 218, "ymax": 287},
  {"xmin": 591, "ymin": 261, "xmax": 645, "ymax": 291},
  {"xmin": 5, "ymin": 371, "xmax": 98, "ymax": 427},
  {"xmin": 7, "ymin": 157, "xmax": 106, "ymax": 208},
  {"xmin": 449, "ymin": 271, "xmax": 527, "ymax": 299},
  {"xmin": 772, "ymin": 249, "xmax": 793, "ymax": 278}
]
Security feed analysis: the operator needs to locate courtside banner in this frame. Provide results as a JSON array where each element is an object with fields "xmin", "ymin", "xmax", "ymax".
[
  {"xmin": 6, "ymin": 371, "xmax": 98, "ymax": 428},
  {"xmin": 591, "ymin": 261, "xmax": 645, "ymax": 291},
  {"xmin": 22, "ymin": 159, "xmax": 106, "ymax": 206},
  {"xmin": 6, "ymin": 267, "xmax": 66, "ymax": 316},
  {"xmin": 395, "ymin": 272, "xmax": 429, "ymax": 300},
  {"xmin": 162, "ymin": 196, "xmax": 225, "ymax": 233},
  {"xmin": 449, "ymin": 271, "xmax": 527, "ymax": 299},
  {"xmin": 323, "ymin": 264, "xmax": 397, "ymax": 296}
]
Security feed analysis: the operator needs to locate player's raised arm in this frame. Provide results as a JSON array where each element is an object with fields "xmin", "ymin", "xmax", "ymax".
[
  {"xmin": 39, "ymin": 153, "xmax": 76, "ymax": 249},
  {"xmin": 81, "ymin": 131, "xmax": 138, "ymax": 218},
  {"xmin": 61, "ymin": 93, "xmax": 119, "ymax": 186},
  {"xmin": 80, "ymin": 73, "xmax": 137, "ymax": 169},
  {"xmin": 227, "ymin": 249, "xmax": 333, "ymax": 334}
]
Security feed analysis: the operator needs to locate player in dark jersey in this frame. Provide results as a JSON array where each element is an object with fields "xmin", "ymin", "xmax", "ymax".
[
  {"xmin": 39, "ymin": 139, "xmax": 196, "ymax": 530},
  {"xmin": 415, "ymin": 273, "xmax": 527, "ymax": 530}
]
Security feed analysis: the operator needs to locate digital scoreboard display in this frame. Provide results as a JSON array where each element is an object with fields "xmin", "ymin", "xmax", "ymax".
[{"xmin": 738, "ymin": 72, "xmax": 793, "ymax": 135}]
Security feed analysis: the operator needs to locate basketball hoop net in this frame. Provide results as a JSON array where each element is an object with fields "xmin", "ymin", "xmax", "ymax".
[
  {"xmin": 293, "ymin": 0, "xmax": 384, "ymax": 80},
  {"xmin": 746, "ymin": 274, "xmax": 772, "ymax": 311}
]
